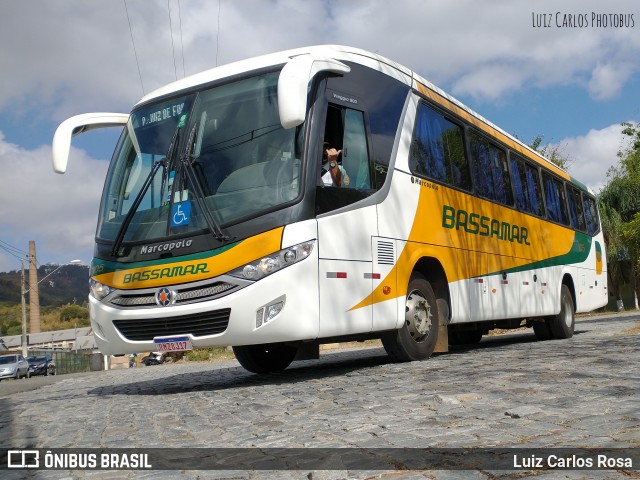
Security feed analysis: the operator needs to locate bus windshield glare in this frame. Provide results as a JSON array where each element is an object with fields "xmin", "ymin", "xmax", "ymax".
[{"xmin": 97, "ymin": 71, "xmax": 303, "ymax": 248}]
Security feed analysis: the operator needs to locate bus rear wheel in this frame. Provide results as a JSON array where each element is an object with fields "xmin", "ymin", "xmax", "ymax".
[
  {"xmin": 548, "ymin": 284, "xmax": 575, "ymax": 339},
  {"xmin": 381, "ymin": 274, "xmax": 439, "ymax": 361},
  {"xmin": 232, "ymin": 343, "xmax": 297, "ymax": 374}
]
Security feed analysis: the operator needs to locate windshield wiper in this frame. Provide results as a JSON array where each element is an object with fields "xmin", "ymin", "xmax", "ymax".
[
  {"xmin": 110, "ymin": 158, "xmax": 166, "ymax": 257},
  {"xmin": 110, "ymin": 126, "xmax": 181, "ymax": 257},
  {"xmin": 179, "ymin": 123, "xmax": 230, "ymax": 242}
]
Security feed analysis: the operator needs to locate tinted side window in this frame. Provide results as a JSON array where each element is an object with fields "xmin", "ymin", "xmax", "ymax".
[
  {"xmin": 509, "ymin": 154, "xmax": 545, "ymax": 216},
  {"xmin": 510, "ymin": 156, "xmax": 527, "ymax": 212},
  {"xmin": 567, "ymin": 186, "xmax": 586, "ymax": 231},
  {"xmin": 583, "ymin": 195, "xmax": 599, "ymax": 235},
  {"xmin": 543, "ymin": 172, "xmax": 570, "ymax": 225},
  {"xmin": 524, "ymin": 162, "xmax": 544, "ymax": 216},
  {"xmin": 343, "ymin": 108, "xmax": 372, "ymax": 189},
  {"xmin": 327, "ymin": 63, "xmax": 409, "ymax": 190},
  {"xmin": 322, "ymin": 104, "xmax": 372, "ymax": 190},
  {"xmin": 410, "ymin": 103, "xmax": 471, "ymax": 190},
  {"xmin": 469, "ymin": 131, "xmax": 513, "ymax": 206}
]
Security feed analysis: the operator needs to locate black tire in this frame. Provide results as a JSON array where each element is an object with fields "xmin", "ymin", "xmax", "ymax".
[
  {"xmin": 232, "ymin": 343, "xmax": 298, "ymax": 374},
  {"xmin": 548, "ymin": 284, "xmax": 575, "ymax": 339},
  {"xmin": 449, "ymin": 328, "xmax": 484, "ymax": 346},
  {"xmin": 381, "ymin": 274, "xmax": 439, "ymax": 361},
  {"xmin": 532, "ymin": 318, "xmax": 554, "ymax": 340}
]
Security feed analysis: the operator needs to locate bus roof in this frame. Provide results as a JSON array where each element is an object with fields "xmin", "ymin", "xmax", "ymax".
[{"xmin": 137, "ymin": 45, "xmax": 572, "ymax": 184}]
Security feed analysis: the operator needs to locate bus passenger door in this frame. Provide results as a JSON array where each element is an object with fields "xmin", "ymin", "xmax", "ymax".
[
  {"xmin": 317, "ymin": 207, "xmax": 377, "ymax": 337},
  {"xmin": 316, "ymin": 101, "xmax": 377, "ymax": 338}
]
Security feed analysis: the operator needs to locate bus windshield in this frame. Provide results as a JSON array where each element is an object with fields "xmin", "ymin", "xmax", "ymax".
[{"xmin": 97, "ymin": 71, "xmax": 303, "ymax": 248}]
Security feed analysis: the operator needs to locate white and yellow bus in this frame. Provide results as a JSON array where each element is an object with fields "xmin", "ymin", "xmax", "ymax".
[{"xmin": 52, "ymin": 46, "xmax": 607, "ymax": 373}]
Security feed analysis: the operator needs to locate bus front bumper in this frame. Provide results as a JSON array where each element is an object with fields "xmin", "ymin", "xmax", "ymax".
[{"xmin": 89, "ymin": 260, "xmax": 320, "ymax": 356}]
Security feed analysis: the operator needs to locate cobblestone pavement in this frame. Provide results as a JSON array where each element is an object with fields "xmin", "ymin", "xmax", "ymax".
[{"xmin": 0, "ymin": 313, "xmax": 638, "ymax": 479}]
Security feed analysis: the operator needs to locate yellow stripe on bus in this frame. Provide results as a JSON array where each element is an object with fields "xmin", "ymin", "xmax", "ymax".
[
  {"xmin": 350, "ymin": 182, "xmax": 575, "ymax": 310},
  {"xmin": 93, "ymin": 227, "xmax": 284, "ymax": 290}
]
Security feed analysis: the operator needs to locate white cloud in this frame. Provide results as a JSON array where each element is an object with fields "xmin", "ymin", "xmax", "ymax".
[
  {"xmin": 561, "ymin": 123, "xmax": 630, "ymax": 192},
  {"xmin": 588, "ymin": 62, "xmax": 634, "ymax": 100},
  {"xmin": 0, "ymin": 132, "xmax": 107, "ymax": 272},
  {"xmin": 1, "ymin": 0, "xmax": 639, "ymax": 122},
  {"xmin": 0, "ymin": 0, "xmax": 638, "ymax": 271}
]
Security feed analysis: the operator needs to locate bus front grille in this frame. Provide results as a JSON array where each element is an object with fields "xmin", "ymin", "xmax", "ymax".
[
  {"xmin": 108, "ymin": 281, "xmax": 241, "ymax": 308},
  {"xmin": 112, "ymin": 308, "xmax": 231, "ymax": 341}
]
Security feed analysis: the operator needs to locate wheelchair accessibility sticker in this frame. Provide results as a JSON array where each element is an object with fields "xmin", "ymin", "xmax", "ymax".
[{"xmin": 171, "ymin": 202, "xmax": 191, "ymax": 227}]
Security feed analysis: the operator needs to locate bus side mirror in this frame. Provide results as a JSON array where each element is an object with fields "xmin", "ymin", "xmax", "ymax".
[
  {"xmin": 52, "ymin": 112, "xmax": 129, "ymax": 173},
  {"xmin": 278, "ymin": 54, "xmax": 350, "ymax": 129}
]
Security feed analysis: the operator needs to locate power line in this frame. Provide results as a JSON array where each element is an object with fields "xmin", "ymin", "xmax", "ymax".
[
  {"xmin": 0, "ymin": 239, "xmax": 27, "ymax": 255},
  {"xmin": 123, "ymin": 0, "xmax": 145, "ymax": 95},
  {"xmin": 0, "ymin": 240, "xmax": 27, "ymax": 262},
  {"xmin": 177, "ymin": 0, "xmax": 186, "ymax": 77},
  {"xmin": 167, "ymin": 0, "xmax": 178, "ymax": 81},
  {"xmin": 216, "ymin": 0, "xmax": 221, "ymax": 67}
]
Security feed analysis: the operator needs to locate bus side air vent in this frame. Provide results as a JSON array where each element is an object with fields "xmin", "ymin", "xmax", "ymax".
[{"xmin": 377, "ymin": 241, "xmax": 395, "ymax": 265}]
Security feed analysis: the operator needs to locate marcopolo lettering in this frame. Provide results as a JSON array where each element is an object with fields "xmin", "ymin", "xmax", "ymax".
[
  {"xmin": 140, "ymin": 239, "xmax": 192, "ymax": 255},
  {"xmin": 442, "ymin": 205, "xmax": 531, "ymax": 245},
  {"xmin": 123, "ymin": 263, "xmax": 210, "ymax": 284}
]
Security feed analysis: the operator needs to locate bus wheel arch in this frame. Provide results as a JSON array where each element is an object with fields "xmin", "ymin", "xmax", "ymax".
[
  {"xmin": 413, "ymin": 257, "xmax": 451, "ymax": 321},
  {"xmin": 381, "ymin": 257, "xmax": 450, "ymax": 361}
]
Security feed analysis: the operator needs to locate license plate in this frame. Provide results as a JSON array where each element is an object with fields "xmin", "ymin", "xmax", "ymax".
[{"xmin": 153, "ymin": 336, "xmax": 193, "ymax": 352}]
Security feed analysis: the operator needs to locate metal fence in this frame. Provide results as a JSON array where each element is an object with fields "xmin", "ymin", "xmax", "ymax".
[{"xmin": 28, "ymin": 349, "xmax": 99, "ymax": 374}]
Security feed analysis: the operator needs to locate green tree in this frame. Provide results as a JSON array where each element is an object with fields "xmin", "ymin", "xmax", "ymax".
[
  {"xmin": 529, "ymin": 135, "xmax": 573, "ymax": 169},
  {"xmin": 598, "ymin": 122, "xmax": 640, "ymax": 309},
  {"xmin": 59, "ymin": 304, "xmax": 89, "ymax": 323}
]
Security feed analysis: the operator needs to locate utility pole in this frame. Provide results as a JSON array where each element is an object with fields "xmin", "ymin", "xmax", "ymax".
[
  {"xmin": 28, "ymin": 240, "xmax": 41, "ymax": 334},
  {"xmin": 21, "ymin": 258, "xmax": 28, "ymax": 357}
]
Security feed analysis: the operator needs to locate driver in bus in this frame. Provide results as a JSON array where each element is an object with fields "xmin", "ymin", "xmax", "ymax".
[{"xmin": 321, "ymin": 144, "xmax": 350, "ymax": 187}]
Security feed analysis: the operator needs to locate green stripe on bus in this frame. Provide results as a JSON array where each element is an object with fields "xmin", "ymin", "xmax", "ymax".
[
  {"xmin": 479, "ymin": 231, "xmax": 592, "ymax": 278},
  {"xmin": 90, "ymin": 240, "xmax": 242, "ymax": 276}
]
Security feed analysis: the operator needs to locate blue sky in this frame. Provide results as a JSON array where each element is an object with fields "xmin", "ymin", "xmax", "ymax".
[{"xmin": 0, "ymin": 0, "xmax": 639, "ymax": 272}]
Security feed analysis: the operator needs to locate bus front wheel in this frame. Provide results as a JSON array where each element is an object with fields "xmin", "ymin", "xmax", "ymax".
[
  {"xmin": 232, "ymin": 343, "xmax": 297, "ymax": 374},
  {"xmin": 381, "ymin": 274, "xmax": 439, "ymax": 361}
]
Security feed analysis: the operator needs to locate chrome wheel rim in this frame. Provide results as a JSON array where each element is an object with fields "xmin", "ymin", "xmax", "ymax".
[
  {"xmin": 405, "ymin": 289, "xmax": 433, "ymax": 342},
  {"xmin": 562, "ymin": 294, "xmax": 573, "ymax": 328}
]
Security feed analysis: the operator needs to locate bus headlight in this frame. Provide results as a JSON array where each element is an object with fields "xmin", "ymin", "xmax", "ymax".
[
  {"xmin": 229, "ymin": 240, "xmax": 315, "ymax": 281},
  {"xmin": 90, "ymin": 279, "xmax": 113, "ymax": 300}
]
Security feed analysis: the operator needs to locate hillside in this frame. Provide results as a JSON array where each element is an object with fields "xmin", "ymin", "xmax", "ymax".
[{"xmin": 0, "ymin": 264, "xmax": 89, "ymax": 307}]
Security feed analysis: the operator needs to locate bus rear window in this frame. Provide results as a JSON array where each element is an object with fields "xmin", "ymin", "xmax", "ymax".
[{"xmin": 583, "ymin": 195, "xmax": 599, "ymax": 235}]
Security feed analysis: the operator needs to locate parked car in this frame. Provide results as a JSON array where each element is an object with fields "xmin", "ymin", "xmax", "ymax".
[
  {"xmin": 26, "ymin": 355, "xmax": 56, "ymax": 376},
  {"xmin": 0, "ymin": 354, "xmax": 30, "ymax": 380}
]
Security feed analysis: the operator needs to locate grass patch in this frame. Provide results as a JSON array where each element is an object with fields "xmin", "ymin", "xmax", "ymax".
[
  {"xmin": 185, "ymin": 347, "xmax": 236, "ymax": 362},
  {"xmin": 320, "ymin": 339, "xmax": 382, "ymax": 350}
]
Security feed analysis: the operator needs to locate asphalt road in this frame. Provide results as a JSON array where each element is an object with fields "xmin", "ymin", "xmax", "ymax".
[{"xmin": 0, "ymin": 313, "xmax": 638, "ymax": 479}]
